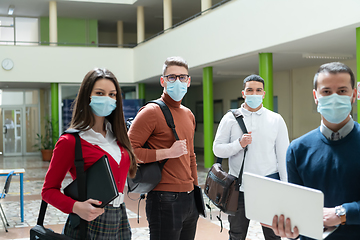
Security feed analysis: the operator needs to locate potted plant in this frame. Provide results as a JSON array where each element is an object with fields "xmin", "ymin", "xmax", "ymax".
[{"xmin": 34, "ymin": 117, "xmax": 56, "ymax": 161}]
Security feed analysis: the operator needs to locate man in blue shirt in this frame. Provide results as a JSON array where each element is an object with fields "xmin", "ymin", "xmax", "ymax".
[{"xmin": 271, "ymin": 62, "xmax": 360, "ymax": 240}]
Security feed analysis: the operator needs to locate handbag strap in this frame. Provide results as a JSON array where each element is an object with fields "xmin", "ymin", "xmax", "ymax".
[
  {"xmin": 66, "ymin": 129, "xmax": 87, "ymax": 240},
  {"xmin": 228, "ymin": 110, "xmax": 248, "ymax": 190},
  {"xmin": 37, "ymin": 129, "xmax": 88, "ymax": 239},
  {"xmin": 146, "ymin": 100, "xmax": 179, "ymax": 169},
  {"xmin": 36, "ymin": 200, "xmax": 47, "ymax": 225}
]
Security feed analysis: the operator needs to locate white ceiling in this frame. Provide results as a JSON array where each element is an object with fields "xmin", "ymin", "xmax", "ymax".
[{"xmin": 0, "ymin": 0, "xmax": 358, "ymax": 86}]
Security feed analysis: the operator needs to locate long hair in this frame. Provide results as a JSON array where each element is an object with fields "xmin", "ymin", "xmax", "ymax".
[{"xmin": 69, "ymin": 68, "xmax": 137, "ymax": 178}]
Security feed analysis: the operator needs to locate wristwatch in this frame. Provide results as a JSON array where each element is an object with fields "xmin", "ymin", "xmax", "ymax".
[{"xmin": 335, "ymin": 205, "xmax": 346, "ymax": 225}]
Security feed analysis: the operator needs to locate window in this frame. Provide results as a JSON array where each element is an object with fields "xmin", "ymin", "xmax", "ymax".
[
  {"xmin": 0, "ymin": 16, "xmax": 38, "ymax": 45},
  {"xmin": 196, "ymin": 100, "xmax": 223, "ymax": 123},
  {"xmin": 0, "ymin": 17, "xmax": 14, "ymax": 45},
  {"xmin": 230, "ymin": 97, "xmax": 244, "ymax": 109}
]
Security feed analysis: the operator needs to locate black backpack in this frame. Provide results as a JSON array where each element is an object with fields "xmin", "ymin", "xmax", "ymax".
[{"xmin": 126, "ymin": 100, "xmax": 179, "ymax": 194}]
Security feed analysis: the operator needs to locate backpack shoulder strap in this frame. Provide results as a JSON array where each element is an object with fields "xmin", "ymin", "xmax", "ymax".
[{"xmin": 147, "ymin": 100, "xmax": 179, "ymax": 141}]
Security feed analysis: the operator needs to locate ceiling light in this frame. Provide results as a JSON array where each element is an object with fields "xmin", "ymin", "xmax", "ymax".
[
  {"xmin": 217, "ymin": 71, "xmax": 255, "ymax": 76},
  {"xmin": 8, "ymin": 5, "xmax": 15, "ymax": 15},
  {"xmin": 302, "ymin": 53, "xmax": 353, "ymax": 60}
]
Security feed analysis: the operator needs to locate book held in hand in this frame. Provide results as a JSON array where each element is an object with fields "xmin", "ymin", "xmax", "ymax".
[
  {"xmin": 64, "ymin": 155, "xmax": 119, "ymax": 208},
  {"xmin": 194, "ymin": 185, "xmax": 207, "ymax": 218}
]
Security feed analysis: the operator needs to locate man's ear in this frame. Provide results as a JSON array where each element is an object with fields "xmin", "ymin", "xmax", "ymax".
[
  {"xmin": 313, "ymin": 89, "xmax": 318, "ymax": 104},
  {"xmin": 241, "ymin": 90, "xmax": 245, "ymax": 99},
  {"xmin": 160, "ymin": 76, "xmax": 165, "ymax": 87},
  {"xmin": 187, "ymin": 76, "xmax": 191, "ymax": 87},
  {"xmin": 262, "ymin": 91, "xmax": 266, "ymax": 99},
  {"xmin": 351, "ymin": 88, "xmax": 357, "ymax": 104}
]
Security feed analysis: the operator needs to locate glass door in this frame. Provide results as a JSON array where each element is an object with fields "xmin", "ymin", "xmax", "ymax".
[{"xmin": 2, "ymin": 108, "xmax": 22, "ymax": 155}]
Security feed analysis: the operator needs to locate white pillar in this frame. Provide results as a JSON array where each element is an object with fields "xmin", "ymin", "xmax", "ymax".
[
  {"xmin": 49, "ymin": 1, "xmax": 57, "ymax": 46},
  {"xmin": 117, "ymin": 20, "xmax": 124, "ymax": 48},
  {"xmin": 201, "ymin": 0, "xmax": 212, "ymax": 12},
  {"xmin": 137, "ymin": 6, "xmax": 145, "ymax": 44},
  {"xmin": 163, "ymin": 0, "xmax": 172, "ymax": 30}
]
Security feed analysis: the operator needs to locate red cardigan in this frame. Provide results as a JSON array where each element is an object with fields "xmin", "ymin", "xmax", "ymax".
[{"xmin": 41, "ymin": 133, "xmax": 130, "ymax": 214}]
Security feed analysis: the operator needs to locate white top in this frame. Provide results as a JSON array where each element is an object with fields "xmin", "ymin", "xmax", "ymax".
[
  {"xmin": 213, "ymin": 105, "xmax": 289, "ymax": 191},
  {"xmin": 78, "ymin": 121, "xmax": 123, "ymax": 206},
  {"xmin": 79, "ymin": 121, "xmax": 122, "ymax": 164}
]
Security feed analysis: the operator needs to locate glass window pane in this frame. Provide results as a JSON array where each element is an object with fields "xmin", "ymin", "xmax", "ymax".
[
  {"xmin": 25, "ymin": 90, "xmax": 39, "ymax": 104},
  {"xmin": 15, "ymin": 17, "xmax": 39, "ymax": 45},
  {"xmin": 0, "ymin": 27, "xmax": 14, "ymax": 45},
  {"xmin": 0, "ymin": 17, "xmax": 14, "ymax": 27},
  {"xmin": 61, "ymin": 85, "xmax": 80, "ymax": 132},
  {"xmin": 121, "ymin": 86, "xmax": 136, "ymax": 99},
  {"xmin": 25, "ymin": 106, "xmax": 39, "ymax": 153},
  {"xmin": 2, "ymin": 91, "xmax": 23, "ymax": 105}
]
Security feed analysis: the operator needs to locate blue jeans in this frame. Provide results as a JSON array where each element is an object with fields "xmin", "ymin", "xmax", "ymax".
[
  {"xmin": 228, "ymin": 192, "xmax": 280, "ymax": 240},
  {"xmin": 146, "ymin": 190, "xmax": 199, "ymax": 240}
]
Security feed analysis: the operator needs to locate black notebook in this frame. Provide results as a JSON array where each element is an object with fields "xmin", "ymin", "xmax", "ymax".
[
  {"xmin": 64, "ymin": 155, "xmax": 119, "ymax": 208},
  {"xmin": 194, "ymin": 185, "xmax": 206, "ymax": 218}
]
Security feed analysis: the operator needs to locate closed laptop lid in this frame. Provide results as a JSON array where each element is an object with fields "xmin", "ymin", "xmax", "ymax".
[{"xmin": 243, "ymin": 172, "xmax": 324, "ymax": 239}]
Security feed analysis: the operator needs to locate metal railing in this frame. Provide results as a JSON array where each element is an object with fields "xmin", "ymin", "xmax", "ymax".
[
  {"xmin": 0, "ymin": 0, "xmax": 232, "ymax": 48},
  {"xmin": 0, "ymin": 40, "xmax": 137, "ymax": 48},
  {"xmin": 138, "ymin": 0, "xmax": 232, "ymax": 45}
]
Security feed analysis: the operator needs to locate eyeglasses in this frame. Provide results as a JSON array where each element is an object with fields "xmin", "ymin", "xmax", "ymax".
[{"xmin": 163, "ymin": 74, "xmax": 190, "ymax": 83}]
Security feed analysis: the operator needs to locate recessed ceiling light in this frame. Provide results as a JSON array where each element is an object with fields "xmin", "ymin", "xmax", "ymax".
[
  {"xmin": 302, "ymin": 53, "xmax": 353, "ymax": 60},
  {"xmin": 8, "ymin": 5, "xmax": 15, "ymax": 15},
  {"xmin": 217, "ymin": 71, "xmax": 255, "ymax": 76}
]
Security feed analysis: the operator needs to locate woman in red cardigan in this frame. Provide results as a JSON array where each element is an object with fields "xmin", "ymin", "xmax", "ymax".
[{"xmin": 42, "ymin": 68, "xmax": 137, "ymax": 240}]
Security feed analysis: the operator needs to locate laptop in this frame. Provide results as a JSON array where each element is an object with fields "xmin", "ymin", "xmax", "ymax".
[{"xmin": 243, "ymin": 172, "xmax": 337, "ymax": 239}]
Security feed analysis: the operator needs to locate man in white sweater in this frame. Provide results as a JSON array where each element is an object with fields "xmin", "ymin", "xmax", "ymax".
[{"xmin": 213, "ymin": 74, "xmax": 289, "ymax": 240}]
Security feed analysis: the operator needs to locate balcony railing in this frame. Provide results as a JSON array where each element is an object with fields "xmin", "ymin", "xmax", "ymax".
[{"xmin": 0, "ymin": 0, "xmax": 231, "ymax": 48}]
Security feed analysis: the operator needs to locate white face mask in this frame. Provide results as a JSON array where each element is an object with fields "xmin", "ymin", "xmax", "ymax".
[
  {"xmin": 166, "ymin": 80, "xmax": 188, "ymax": 102},
  {"xmin": 89, "ymin": 96, "xmax": 117, "ymax": 117},
  {"xmin": 245, "ymin": 94, "xmax": 263, "ymax": 109},
  {"xmin": 316, "ymin": 93, "xmax": 352, "ymax": 124}
]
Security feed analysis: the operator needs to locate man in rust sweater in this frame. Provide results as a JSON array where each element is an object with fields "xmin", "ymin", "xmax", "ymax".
[{"xmin": 128, "ymin": 56, "xmax": 199, "ymax": 240}]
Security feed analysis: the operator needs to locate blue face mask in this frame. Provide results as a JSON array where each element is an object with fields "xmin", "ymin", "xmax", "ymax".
[
  {"xmin": 89, "ymin": 96, "xmax": 117, "ymax": 117},
  {"xmin": 166, "ymin": 80, "xmax": 188, "ymax": 102},
  {"xmin": 317, "ymin": 93, "xmax": 352, "ymax": 124},
  {"xmin": 245, "ymin": 94, "xmax": 263, "ymax": 109}
]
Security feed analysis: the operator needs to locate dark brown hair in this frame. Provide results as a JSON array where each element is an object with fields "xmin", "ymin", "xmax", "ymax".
[
  {"xmin": 313, "ymin": 62, "xmax": 355, "ymax": 90},
  {"xmin": 69, "ymin": 68, "xmax": 137, "ymax": 178}
]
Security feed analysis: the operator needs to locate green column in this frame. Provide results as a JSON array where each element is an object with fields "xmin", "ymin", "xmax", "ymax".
[
  {"xmin": 51, "ymin": 83, "xmax": 59, "ymax": 145},
  {"xmin": 203, "ymin": 67, "xmax": 214, "ymax": 168},
  {"xmin": 356, "ymin": 27, "xmax": 360, "ymax": 123},
  {"xmin": 259, "ymin": 53, "xmax": 273, "ymax": 111},
  {"xmin": 138, "ymin": 83, "xmax": 146, "ymax": 99}
]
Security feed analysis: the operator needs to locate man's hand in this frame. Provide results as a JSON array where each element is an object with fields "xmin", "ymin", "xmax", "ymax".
[
  {"xmin": 271, "ymin": 215, "xmax": 299, "ymax": 239},
  {"xmin": 323, "ymin": 207, "xmax": 341, "ymax": 227},
  {"xmin": 156, "ymin": 140, "xmax": 188, "ymax": 160},
  {"xmin": 168, "ymin": 139, "xmax": 188, "ymax": 158},
  {"xmin": 239, "ymin": 131, "xmax": 252, "ymax": 148},
  {"xmin": 72, "ymin": 199, "xmax": 104, "ymax": 221}
]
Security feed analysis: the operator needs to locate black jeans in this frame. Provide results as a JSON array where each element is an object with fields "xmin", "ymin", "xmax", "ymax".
[
  {"xmin": 228, "ymin": 192, "xmax": 280, "ymax": 240},
  {"xmin": 146, "ymin": 190, "xmax": 199, "ymax": 240}
]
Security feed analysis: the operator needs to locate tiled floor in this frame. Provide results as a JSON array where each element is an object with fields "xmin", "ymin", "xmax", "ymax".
[{"xmin": 0, "ymin": 154, "xmax": 285, "ymax": 240}]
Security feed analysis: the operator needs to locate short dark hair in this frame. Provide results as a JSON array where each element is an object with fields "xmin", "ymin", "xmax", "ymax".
[
  {"xmin": 313, "ymin": 62, "xmax": 355, "ymax": 89},
  {"xmin": 243, "ymin": 74, "xmax": 265, "ymax": 89}
]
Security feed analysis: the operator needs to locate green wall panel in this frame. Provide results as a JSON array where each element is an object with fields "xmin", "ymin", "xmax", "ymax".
[{"xmin": 40, "ymin": 17, "xmax": 98, "ymax": 46}]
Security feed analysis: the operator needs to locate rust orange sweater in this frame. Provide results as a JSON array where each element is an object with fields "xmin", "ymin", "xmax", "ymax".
[{"xmin": 128, "ymin": 93, "xmax": 198, "ymax": 192}]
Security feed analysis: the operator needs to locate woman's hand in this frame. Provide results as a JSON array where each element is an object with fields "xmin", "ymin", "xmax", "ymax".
[{"xmin": 72, "ymin": 199, "xmax": 104, "ymax": 221}]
